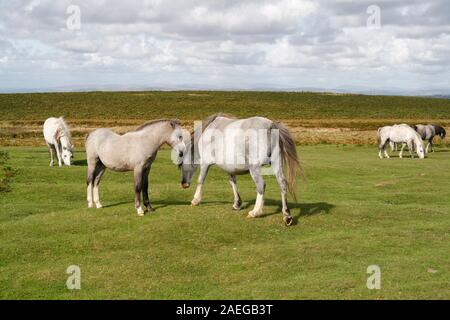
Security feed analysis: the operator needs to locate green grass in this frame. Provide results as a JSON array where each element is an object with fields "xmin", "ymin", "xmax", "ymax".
[
  {"xmin": 0, "ymin": 146, "xmax": 448, "ymax": 299},
  {"xmin": 0, "ymin": 151, "xmax": 15, "ymax": 193},
  {"xmin": 1, "ymin": 91, "xmax": 450, "ymax": 121}
]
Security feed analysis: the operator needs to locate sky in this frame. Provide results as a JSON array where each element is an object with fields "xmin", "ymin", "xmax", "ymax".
[{"xmin": 0, "ymin": 0, "xmax": 449, "ymax": 94}]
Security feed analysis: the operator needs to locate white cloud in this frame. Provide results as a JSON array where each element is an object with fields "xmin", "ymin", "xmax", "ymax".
[{"xmin": 0, "ymin": 0, "xmax": 449, "ymax": 93}]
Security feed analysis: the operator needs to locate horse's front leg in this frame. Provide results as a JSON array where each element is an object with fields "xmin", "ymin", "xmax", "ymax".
[
  {"xmin": 248, "ymin": 166, "xmax": 265, "ymax": 218},
  {"xmin": 229, "ymin": 174, "xmax": 242, "ymax": 210},
  {"xmin": 399, "ymin": 143, "xmax": 406, "ymax": 159},
  {"xmin": 407, "ymin": 141, "xmax": 414, "ymax": 159},
  {"xmin": 142, "ymin": 166, "xmax": 155, "ymax": 212},
  {"xmin": 55, "ymin": 141, "xmax": 62, "ymax": 167},
  {"xmin": 134, "ymin": 167, "xmax": 145, "ymax": 216},
  {"xmin": 47, "ymin": 143, "xmax": 55, "ymax": 166},
  {"xmin": 191, "ymin": 164, "xmax": 210, "ymax": 206}
]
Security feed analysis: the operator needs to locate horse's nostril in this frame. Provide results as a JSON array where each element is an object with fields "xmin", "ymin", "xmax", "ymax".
[{"xmin": 179, "ymin": 152, "xmax": 184, "ymax": 157}]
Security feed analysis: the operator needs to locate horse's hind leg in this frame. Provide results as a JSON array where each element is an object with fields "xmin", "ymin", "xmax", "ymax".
[
  {"xmin": 87, "ymin": 157, "xmax": 104, "ymax": 209},
  {"xmin": 86, "ymin": 158, "xmax": 97, "ymax": 208},
  {"xmin": 142, "ymin": 166, "xmax": 155, "ymax": 212},
  {"xmin": 93, "ymin": 162, "xmax": 106, "ymax": 209},
  {"xmin": 379, "ymin": 138, "xmax": 389, "ymax": 159},
  {"xmin": 273, "ymin": 164, "xmax": 293, "ymax": 226},
  {"xmin": 229, "ymin": 175, "xmax": 242, "ymax": 210},
  {"xmin": 134, "ymin": 167, "xmax": 145, "ymax": 216},
  {"xmin": 191, "ymin": 164, "xmax": 211, "ymax": 206},
  {"xmin": 248, "ymin": 166, "xmax": 265, "ymax": 218}
]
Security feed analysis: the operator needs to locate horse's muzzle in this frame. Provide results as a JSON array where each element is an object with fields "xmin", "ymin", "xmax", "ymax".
[{"xmin": 181, "ymin": 182, "xmax": 190, "ymax": 189}]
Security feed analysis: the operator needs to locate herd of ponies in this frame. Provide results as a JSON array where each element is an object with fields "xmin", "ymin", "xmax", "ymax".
[{"xmin": 43, "ymin": 115, "xmax": 446, "ymax": 226}]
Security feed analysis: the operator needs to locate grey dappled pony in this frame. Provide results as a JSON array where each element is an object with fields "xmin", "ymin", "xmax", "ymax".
[
  {"xmin": 414, "ymin": 124, "xmax": 446, "ymax": 153},
  {"xmin": 179, "ymin": 113, "xmax": 302, "ymax": 226},
  {"xmin": 85, "ymin": 120, "xmax": 186, "ymax": 216}
]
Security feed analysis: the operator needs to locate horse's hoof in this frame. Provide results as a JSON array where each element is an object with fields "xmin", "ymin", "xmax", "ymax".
[
  {"xmin": 284, "ymin": 217, "xmax": 293, "ymax": 226},
  {"xmin": 148, "ymin": 207, "xmax": 155, "ymax": 212},
  {"xmin": 232, "ymin": 204, "xmax": 241, "ymax": 211},
  {"xmin": 95, "ymin": 203, "xmax": 102, "ymax": 209},
  {"xmin": 137, "ymin": 207, "xmax": 145, "ymax": 216},
  {"xmin": 88, "ymin": 202, "xmax": 94, "ymax": 208},
  {"xmin": 248, "ymin": 211, "xmax": 259, "ymax": 218},
  {"xmin": 191, "ymin": 199, "xmax": 200, "ymax": 206}
]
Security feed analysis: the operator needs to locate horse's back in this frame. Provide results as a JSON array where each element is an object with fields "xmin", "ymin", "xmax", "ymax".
[
  {"xmin": 201, "ymin": 115, "xmax": 274, "ymax": 172},
  {"xmin": 43, "ymin": 117, "xmax": 63, "ymax": 143},
  {"xmin": 389, "ymin": 124, "xmax": 417, "ymax": 142},
  {"xmin": 86, "ymin": 128, "xmax": 118, "ymax": 154}
]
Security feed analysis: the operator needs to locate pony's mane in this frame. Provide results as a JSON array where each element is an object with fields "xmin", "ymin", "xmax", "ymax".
[
  {"xmin": 432, "ymin": 124, "xmax": 446, "ymax": 135},
  {"xmin": 135, "ymin": 119, "xmax": 180, "ymax": 131},
  {"xmin": 198, "ymin": 113, "xmax": 235, "ymax": 133},
  {"xmin": 180, "ymin": 113, "xmax": 235, "ymax": 168},
  {"xmin": 57, "ymin": 117, "xmax": 73, "ymax": 144}
]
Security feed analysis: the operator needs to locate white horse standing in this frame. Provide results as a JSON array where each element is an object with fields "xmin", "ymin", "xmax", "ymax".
[
  {"xmin": 180, "ymin": 114, "xmax": 302, "ymax": 226},
  {"xmin": 378, "ymin": 124, "xmax": 425, "ymax": 159},
  {"xmin": 43, "ymin": 117, "xmax": 74, "ymax": 166}
]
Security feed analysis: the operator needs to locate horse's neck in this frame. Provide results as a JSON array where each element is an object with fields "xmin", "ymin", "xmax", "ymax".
[
  {"xmin": 139, "ymin": 126, "xmax": 170, "ymax": 149},
  {"xmin": 60, "ymin": 135, "xmax": 70, "ymax": 147},
  {"xmin": 413, "ymin": 135, "xmax": 422, "ymax": 146}
]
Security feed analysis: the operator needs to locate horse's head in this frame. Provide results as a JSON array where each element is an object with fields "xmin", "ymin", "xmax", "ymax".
[
  {"xmin": 416, "ymin": 142, "xmax": 425, "ymax": 159},
  {"xmin": 167, "ymin": 121, "xmax": 186, "ymax": 161},
  {"xmin": 179, "ymin": 138, "xmax": 198, "ymax": 189},
  {"xmin": 56, "ymin": 129, "xmax": 73, "ymax": 166}
]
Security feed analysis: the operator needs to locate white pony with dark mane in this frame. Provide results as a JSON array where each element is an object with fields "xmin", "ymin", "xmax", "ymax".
[
  {"xmin": 43, "ymin": 117, "xmax": 74, "ymax": 166},
  {"xmin": 378, "ymin": 124, "xmax": 424, "ymax": 159}
]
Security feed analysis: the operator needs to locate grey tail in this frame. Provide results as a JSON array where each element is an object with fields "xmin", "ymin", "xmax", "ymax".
[{"xmin": 271, "ymin": 122, "xmax": 303, "ymax": 201}]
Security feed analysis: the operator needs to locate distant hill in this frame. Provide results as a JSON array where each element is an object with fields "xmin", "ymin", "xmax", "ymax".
[{"xmin": 433, "ymin": 95, "xmax": 450, "ymax": 99}]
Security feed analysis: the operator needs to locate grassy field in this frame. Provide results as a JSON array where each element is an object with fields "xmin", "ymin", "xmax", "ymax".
[
  {"xmin": 1, "ymin": 91, "xmax": 450, "ymax": 146},
  {"xmin": 0, "ymin": 146, "xmax": 449, "ymax": 299},
  {"xmin": 2, "ymin": 91, "xmax": 450, "ymax": 120}
]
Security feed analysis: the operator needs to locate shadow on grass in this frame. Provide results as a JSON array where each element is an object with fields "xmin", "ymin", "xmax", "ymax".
[
  {"xmin": 100, "ymin": 198, "xmax": 334, "ymax": 226},
  {"xmin": 102, "ymin": 199, "xmax": 231, "ymax": 209},
  {"xmin": 248, "ymin": 199, "xmax": 335, "ymax": 225},
  {"xmin": 72, "ymin": 159, "xmax": 87, "ymax": 166}
]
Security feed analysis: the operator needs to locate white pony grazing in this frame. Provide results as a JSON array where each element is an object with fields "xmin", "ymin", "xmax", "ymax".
[
  {"xmin": 378, "ymin": 124, "xmax": 424, "ymax": 159},
  {"xmin": 43, "ymin": 117, "xmax": 74, "ymax": 166}
]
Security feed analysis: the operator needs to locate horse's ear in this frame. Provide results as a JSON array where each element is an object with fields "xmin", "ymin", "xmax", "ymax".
[{"xmin": 170, "ymin": 121, "xmax": 177, "ymax": 129}]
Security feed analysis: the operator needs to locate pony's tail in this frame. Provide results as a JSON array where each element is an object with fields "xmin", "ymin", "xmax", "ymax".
[
  {"xmin": 377, "ymin": 128, "xmax": 382, "ymax": 146},
  {"xmin": 271, "ymin": 122, "xmax": 304, "ymax": 202}
]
